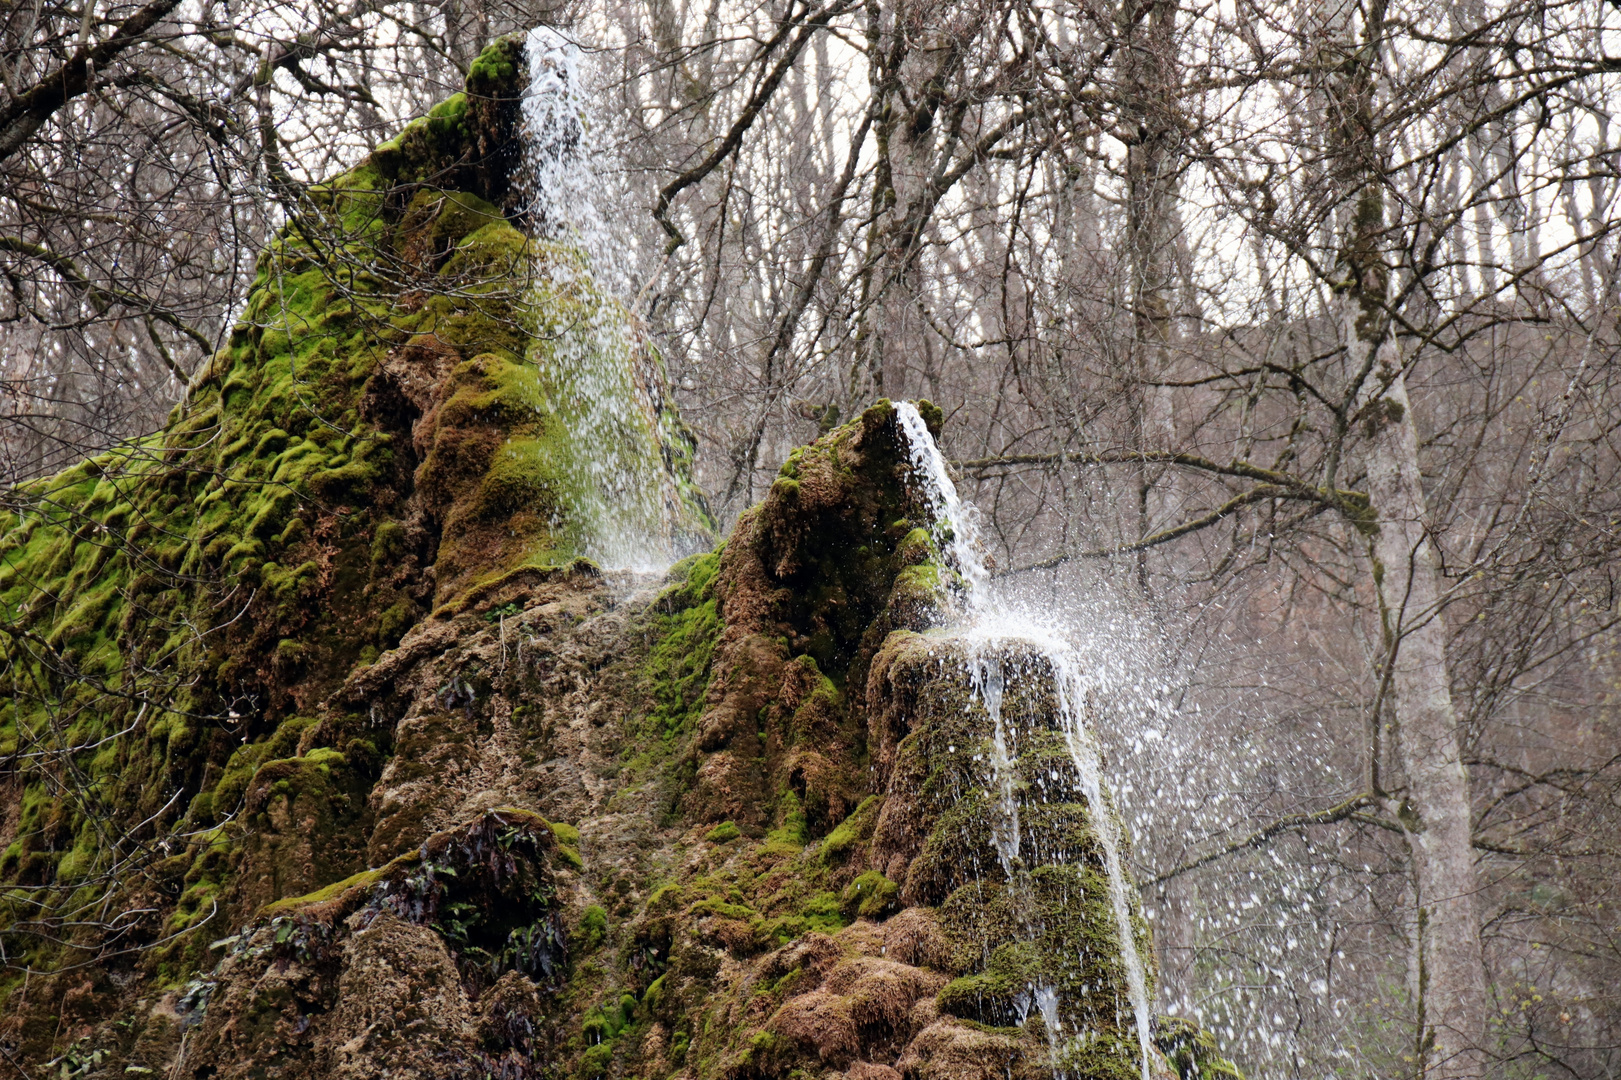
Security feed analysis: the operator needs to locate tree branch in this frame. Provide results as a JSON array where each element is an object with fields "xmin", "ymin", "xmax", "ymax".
[
  {"xmin": 1147, "ymin": 793, "xmax": 1376, "ymax": 887},
  {"xmin": 1007, "ymin": 484, "xmax": 1299, "ymax": 573},
  {"xmin": 653, "ymin": 0, "xmax": 855, "ymax": 253},
  {"xmin": 0, "ymin": 234, "xmax": 212, "ymax": 354},
  {"xmin": 0, "ymin": 0, "xmax": 184, "ymax": 163}
]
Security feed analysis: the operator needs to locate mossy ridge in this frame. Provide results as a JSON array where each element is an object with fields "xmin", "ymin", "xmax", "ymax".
[
  {"xmin": 559, "ymin": 402, "xmax": 1092, "ymax": 1078},
  {"xmin": 0, "ymin": 31, "xmax": 708, "ymax": 1024},
  {"xmin": 1155, "ymin": 1016, "xmax": 1246, "ymax": 1080},
  {"xmin": 0, "ymin": 179, "xmax": 485, "ymax": 992},
  {"xmin": 671, "ymin": 399, "xmax": 952, "ymax": 840},
  {"xmin": 867, "ymin": 633, "xmax": 1160, "ymax": 1057}
]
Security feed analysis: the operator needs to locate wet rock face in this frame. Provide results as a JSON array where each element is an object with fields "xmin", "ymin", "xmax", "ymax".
[
  {"xmin": 0, "ymin": 393, "xmax": 1233, "ymax": 1079},
  {"xmin": 180, "ymin": 809, "xmax": 567, "ymax": 1080},
  {"xmin": 682, "ymin": 399, "xmax": 943, "ymax": 834},
  {"xmin": 0, "ymin": 38, "xmax": 1242, "ymax": 1080},
  {"xmin": 147, "ymin": 409, "xmax": 1178, "ymax": 1080}
]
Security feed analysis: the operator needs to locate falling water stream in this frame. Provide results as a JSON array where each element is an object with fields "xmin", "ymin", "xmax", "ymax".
[
  {"xmin": 516, "ymin": 29, "xmax": 1159, "ymax": 1066},
  {"xmin": 517, "ymin": 28, "xmax": 693, "ymax": 572},
  {"xmin": 895, "ymin": 401, "xmax": 1155, "ymax": 1080},
  {"xmin": 521, "ymin": 27, "xmax": 632, "ymax": 287}
]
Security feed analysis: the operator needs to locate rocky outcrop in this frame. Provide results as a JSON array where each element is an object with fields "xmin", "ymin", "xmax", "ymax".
[{"xmin": 0, "ymin": 35, "xmax": 1239, "ymax": 1080}]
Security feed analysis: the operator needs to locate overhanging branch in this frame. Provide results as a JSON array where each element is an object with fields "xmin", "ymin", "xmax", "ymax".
[
  {"xmin": 0, "ymin": 0, "xmax": 185, "ymax": 163},
  {"xmin": 1147, "ymin": 792, "xmax": 1375, "ymax": 887}
]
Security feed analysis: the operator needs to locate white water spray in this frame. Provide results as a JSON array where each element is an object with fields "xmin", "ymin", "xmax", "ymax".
[
  {"xmin": 517, "ymin": 29, "xmax": 695, "ymax": 572},
  {"xmin": 894, "ymin": 400, "xmax": 1155, "ymax": 1080},
  {"xmin": 520, "ymin": 27, "xmax": 635, "ymax": 291}
]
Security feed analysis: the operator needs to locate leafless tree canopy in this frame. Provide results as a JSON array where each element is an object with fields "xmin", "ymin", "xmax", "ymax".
[
  {"xmin": 4, "ymin": 0, "xmax": 1621, "ymax": 1076},
  {"xmin": 0, "ymin": 0, "xmax": 570, "ymax": 481}
]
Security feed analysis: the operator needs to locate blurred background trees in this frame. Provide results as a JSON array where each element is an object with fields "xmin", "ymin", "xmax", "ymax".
[{"xmin": 3, "ymin": 0, "xmax": 1620, "ymax": 1075}]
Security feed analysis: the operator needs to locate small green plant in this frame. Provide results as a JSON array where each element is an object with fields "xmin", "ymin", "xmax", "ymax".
[
  {"xmin": 578, "ymin": 904, "xmax": 609, "ymax": 949},
  {"xmin": 483, "ymin": 601, "xmax": 523, "ymax": 623},
  {"xmin": 44, "ymin": 1041, "xmax": 107, "ymax": 1080}
]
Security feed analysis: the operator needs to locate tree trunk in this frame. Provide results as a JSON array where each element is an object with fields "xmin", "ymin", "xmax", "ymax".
[
  {"xmin": 1118, "ymin": 0, "xmax": 1181, "ymax": 596},
  {"xmin": 1319, "ymin": 0, "xmax": 1490, "ymax": 1071},
  {"xmin": 1359, "ymin": 363, "xmax": 1489, "ymax": 1079}
]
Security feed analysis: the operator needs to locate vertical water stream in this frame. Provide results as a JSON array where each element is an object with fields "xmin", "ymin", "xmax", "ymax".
[
  {"xmin": 894, "ymin": 401, "xmax": 1154, "ymax": 1080},
  {"xmin": 1055, "ymin": 660, "xmax": 1156, "ymax": 1080},
  {"xmin": 518, "ymin": 28, "xmax": 693, "ymax": 571}
]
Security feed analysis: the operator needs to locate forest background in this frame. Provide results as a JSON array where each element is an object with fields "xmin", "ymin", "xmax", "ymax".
[{"xmin": 2, "ymin": 0, "xmax": 1619, "ymax": 1077}]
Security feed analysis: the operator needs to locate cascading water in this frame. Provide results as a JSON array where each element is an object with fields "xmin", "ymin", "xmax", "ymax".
[
  {"xmin": 894, "ymin": 400, "xmax": 1156, "ymax": 1080},
  {"xmin": 895, "ymin": 403, "xmax": 990, "ymax": 604},
  {"xmin": 972, "ymin": 652, "xmax": 1022, "ymax": 879},
  {"xmin": 1055, "ymin": 666, "xmax": 1157, "ymax": 1080},
  {"xmin": 517, "ymin": 28, "xmax": 700, "ymax": 571},
  {"xmin": 520, "ymin": 27, "xmax": 634, "ymax": 289}
]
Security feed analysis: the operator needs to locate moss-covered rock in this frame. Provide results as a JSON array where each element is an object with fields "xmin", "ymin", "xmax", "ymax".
[
  {"xmin": 0, "ymin": 31, "xmax": 705, "ymax": 1058},
  {"xmin": 1155, "ymin": 1016, "xmax": 1246, "ymax": 1080},
  {"xmin": 0, "ymin": 33, "xmax": 1242, "ymax": 1080},
  {"xmin": 863, "ymin": 632, "xmax": 1162, "ymax": 1076},
  {"xmin": 182, "ymin": 809, "xmax": 569, "ymax": 1079},
  {"xmin": 676, "ymin": 399, "xmax": 950, "ymax": 835}
]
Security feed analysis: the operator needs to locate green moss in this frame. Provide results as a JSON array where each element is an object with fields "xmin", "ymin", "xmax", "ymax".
[
  {"xmin": 258, "ymin": 864, "xmax": 390, "ymax": 917},
  {"xmin": 705, "ymin": 821, "xmax": 741, "ymax": 844},
  {"xmin": 914, "ymin": 398, "xmax": 945, "ymax": 435},
  {"xmin": 790, "ymin": 891, "xmax": 847, "ymax": 933},
  {"xmin": 642, "ymin": 972, "xmax": 668, "ymax": 1012},
  {"xmin": 642, "ymin": 552, "xmax": 722, "ymax": 742},
  {"xmin": 840, "ymin": 870, "xmax": 899, "ymax": 919},
  {"xmin": 577, "ymin": 905, "xmax": 609, "ymax": 951},
  {"xmin": 371, "ymin": 520, "xmax": 406, "ymax": 567},
  {"xmin": 467, "ymin": 40, "xmax": 517, "ymax": 84},
  {"xmin": 762, "ymin": 790, "xmax": 808, "ymax": 855},
  {"xmin": 578, "ymin": 1040, "xmax": 615, "ymax": 1077},
  {"xmin": 1156, "ymin": 1016, "xmax": 1246, "ymax": 1080},
  {"xmin": 820, "ymin": 794, "xmax": 882, "ymax": 865},
  {"xmin": 938, "ymin": 940, "xmax": 1043, "ymax": 1024},
  {"xmin": 533, "ymin": 819, "xmax": 583, "ymax": 868}
]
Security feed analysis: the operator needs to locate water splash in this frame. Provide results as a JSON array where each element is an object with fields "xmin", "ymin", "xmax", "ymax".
[
  {"xmin": 894, "ymin": 400, "xmax": 1155, "ymax": 1080},
  {"xmin": 520, "ymin": 27, "xmax": 635, "ymax": 291},
  {"xmin": 1035, "ymin": 982, "xmax": 1065, "ymax": 1068},
  {"xmin": 517, "ymin": 29, "xmax": 697, "ymax": 572}
]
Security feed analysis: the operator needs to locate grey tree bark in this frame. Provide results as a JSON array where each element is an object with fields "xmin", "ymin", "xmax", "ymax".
[
  {"xmin": 1322, "ymin": 0, "xmax": 1490, "ymax": 1071},
  {"xmin": 1360, "ymin": 364, "xmax": 1489, "ymax": 1079}
]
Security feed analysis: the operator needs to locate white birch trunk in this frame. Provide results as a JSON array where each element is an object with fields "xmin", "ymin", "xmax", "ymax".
[{"xmin": 1358, "ymin": 353, "xmax": 1489, "ymax": 1079}]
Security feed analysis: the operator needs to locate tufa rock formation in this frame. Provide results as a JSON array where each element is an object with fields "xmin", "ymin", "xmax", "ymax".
[{"xmin": 0, "ymin": 34, "xmax": 1240, "ymax": 1080}]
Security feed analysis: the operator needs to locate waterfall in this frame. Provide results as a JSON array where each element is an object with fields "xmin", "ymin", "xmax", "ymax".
[
  {"xmin": 517, "ymin": 28, "xmax": 694, "ymax": 572},
  {"xmin": 894, "ymin": 403, "xmax": 990, "ymax": 603},
  {"xmin": 520, "ymin": 26, "xmax": 630, "ymax": 290},
  {"xmin": 894, "ymin": 401, "xmax": 1155, "ymax": 1080},
  {"xmin": 1055, "ymin": 658, "xmax": 1156, "ymax": 1080}
]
